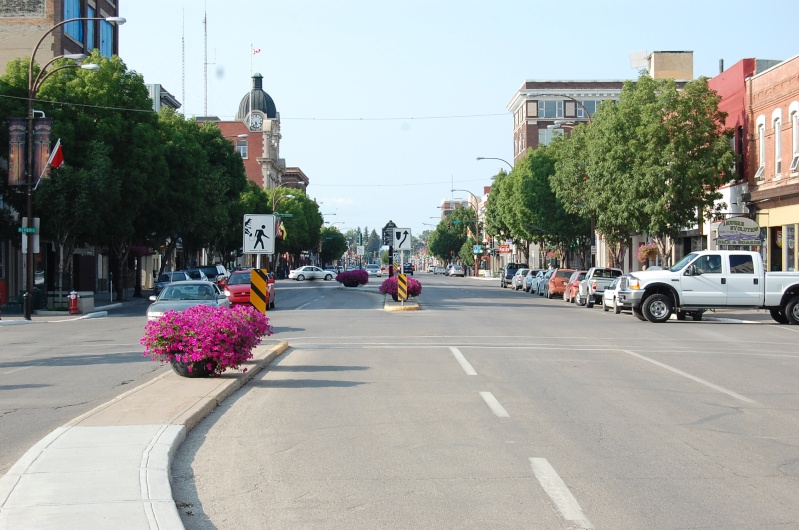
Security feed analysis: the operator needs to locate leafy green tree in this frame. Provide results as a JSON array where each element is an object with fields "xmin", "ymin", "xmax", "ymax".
[
  {"xmin": 320, "ymin": 227, "xmax": 347, "ymax": 265},
  {"xmin": 274, "ymin": 190, "xmax": 322, "ymax": 267},
  {"xmin": 366, "ymin": 229, "xmax": 381, "ymax": 257}
]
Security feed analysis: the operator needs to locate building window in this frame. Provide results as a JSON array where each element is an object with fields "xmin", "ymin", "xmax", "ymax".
[
  {"xmin": 774, "ymin": 118, "xmax": 782, "ymax": 175},
  {"xmin": 99, "ymin": 21, "xmax": 113, "ymax": 57},
  {"xmin": 64, "ymin": 0, "xmax": 82, "ymax": 42},
  {"xmin": 577, "ymin": 100, "xmax": 599, "ymax": 118},
  {"xmin": 755, "ymin": 122, "xmax": 766, "ymax": 180},
  {"xmin": 237, "ymin": 140, "xmax": 248, "ymax": 158},
  {"xmin": 537, "ymin": 100, "xmax": 563, "ymax": 119},
  {"xmin": 86, "ymin": 6, "xmax": 95, "ymax": 51},
  {"xmin": 791, "ymin": 110, "xmax": 799, "ymax": 172},
  {"xmin": 538, "ymin": 128, "xmax": 563, "ymax": 146}
]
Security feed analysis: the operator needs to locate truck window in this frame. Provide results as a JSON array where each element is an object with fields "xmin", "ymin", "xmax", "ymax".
[
  {"xmin": 695, "ymin": 255, "xmax": 722, "ymax": 274},
  {"xmin": 729, "ymin": 254, "xmax": 755, "ymax": 274}
]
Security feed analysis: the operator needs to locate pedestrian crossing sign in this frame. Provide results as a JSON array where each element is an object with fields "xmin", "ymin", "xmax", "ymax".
[{"xmin": 243, "ymin": 214, "xmax": 276, "ymax": 254}]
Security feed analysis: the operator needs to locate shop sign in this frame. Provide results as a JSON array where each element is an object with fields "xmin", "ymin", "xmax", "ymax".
[
  {"xmin": 715, "ymin": 216, "xmax": 761, "ymax": 246},
  {"xmin": 498, "ymin": 244, "xmax": 511, "ymax": 254}
]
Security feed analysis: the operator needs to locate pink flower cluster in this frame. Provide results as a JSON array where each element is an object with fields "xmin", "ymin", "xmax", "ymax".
[
  {"xmin": 336, "ymin": 269, "xmax": 369, "ymax": 285},
  {"xmin": 141, "ymin": 304, "xmax": 272, "ymax": 375},
  {"xmin": 378, "ymin": 275, "xmax": 422, "ymax": 297}
]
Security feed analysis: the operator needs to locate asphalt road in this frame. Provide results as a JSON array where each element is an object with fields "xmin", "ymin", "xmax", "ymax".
[{"xmin": 171, "ymin": 274, "xmax": 799, "ymax": 529}]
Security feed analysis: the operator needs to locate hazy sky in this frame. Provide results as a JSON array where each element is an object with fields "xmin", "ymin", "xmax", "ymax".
[{"xmin": 119, "ymin": 0, "xmax": 797, "ymax": 238}]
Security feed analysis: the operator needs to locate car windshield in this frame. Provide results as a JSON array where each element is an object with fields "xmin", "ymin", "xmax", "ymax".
[
  {"xmin": 670, "ymin": 253, "xmax": 697, "ymax": 272},
  {"xmin": 161, "ymin": 284, "xmax": 217, "ymax": 300},
  {"xmin": 198, "ymin": 266, "xmax": 221, "ymax": 278},
  {"xmin": 593, "ymin": 269, "xmax": 623, "ymax": 278},
  {"xmin": 227, "ymin": 273, "xmax": 251, "ymax": 285}
]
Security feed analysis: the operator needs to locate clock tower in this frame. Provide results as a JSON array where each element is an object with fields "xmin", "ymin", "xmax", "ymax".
[{"xmin": 236, "ymin": 73, "xmax": 282, "ymax": 189}]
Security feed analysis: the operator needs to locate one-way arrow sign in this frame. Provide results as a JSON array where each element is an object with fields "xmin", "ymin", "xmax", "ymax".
[{"xmin": 393, "ymin": 228, "xmax": 412, "ymax": 250}]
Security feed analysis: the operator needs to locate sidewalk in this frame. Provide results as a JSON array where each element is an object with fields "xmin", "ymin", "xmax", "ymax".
[
  {"xmin": 0, "ymin": 339, "xmax": 289, "ymax": 530},
  {"xmin": 0, "ymin": 289, "xmax": 141, "ymax": 326}
]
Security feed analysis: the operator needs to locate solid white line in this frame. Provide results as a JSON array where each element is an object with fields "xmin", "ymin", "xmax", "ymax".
[
  {"xmin": 622, "ymin": 349, "xmax": 756, "ymax": 404},
  {"xmin": 479, "ymin": 391, "xmax": 509, "ymax": 417},
  {"xmin": 0, "ymin": 367, "xmax": 30, "ymax": 375},
  {"xmin": 449, "ymin": 346, "xmax": 477, "ymax": 375},
  {"xmin": 530, "ymin": 457, "xmax": 594, "ymax": 529}
]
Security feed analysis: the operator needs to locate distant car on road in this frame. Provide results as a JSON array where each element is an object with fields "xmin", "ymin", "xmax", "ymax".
[
  {"xmin": 154, "ymin": 271, "xmax": 191, "ymax": 296},
  {"xmin": 434, "ymin": 266, "xmax": 446, "ymax": 275},
  {"xmin": 146, "ymin": 280, "xmax": 230, "ymax": 321},
  {"xmin": 511, "ymin": 268, "xmax": 530, "ymax": 290},
  {"xmin": 365, "ymin": 264, "xmax": 383, "ymax": 277},
  {"xmin": 288, "ymin": 266, "xmax": 334, "ymax": 281},
  {"xmin": 402, "ymin": 263, "xmax": 414, "ymax": 275},
  {"xmin": 448, "ymin": 265, "xmax": 465, "ymax": 277}
]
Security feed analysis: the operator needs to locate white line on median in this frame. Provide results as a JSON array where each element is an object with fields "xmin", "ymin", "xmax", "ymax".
[
  {"xmin": 479, "ymin": 391, "xmax": 510, "ymax": 417},
  {"xmin": 622, "ymin": 349, "xmax": 757, "ymax": 404},
  {"xmin": 449, "ymin": 346, "xmax": 476, "ymax": 375},
  {"xmin": 530, "ymin": 457, "xmax": 594, "ymax": 529}
]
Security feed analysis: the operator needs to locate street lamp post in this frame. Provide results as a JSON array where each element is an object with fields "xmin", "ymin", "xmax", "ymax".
[
  {"xmin": 23, "ymin": 16, "xmax": 125, "ymax": 320},
  {"xmin": 476, "ymin": 156, "xmax": 513, "ymax": 171},
  {"xmin": 452, "ymin": 188, "xmax": 482, "ymax": 277}
]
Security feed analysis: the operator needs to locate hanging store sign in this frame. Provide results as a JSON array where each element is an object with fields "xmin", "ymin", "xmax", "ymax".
[{"xmin": 715, "ymin": 216, "xmax": 761, "ymax": 246}]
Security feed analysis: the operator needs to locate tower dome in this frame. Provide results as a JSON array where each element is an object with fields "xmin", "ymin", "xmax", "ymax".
[{"xmin": 236, "ymin": 73, "xmax": 277, "ymax": 120}]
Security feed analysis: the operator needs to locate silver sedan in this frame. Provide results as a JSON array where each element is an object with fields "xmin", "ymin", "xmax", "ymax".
[{"xmin": 146, "ymin": 280, "xmax": 231, "ymax": 321}]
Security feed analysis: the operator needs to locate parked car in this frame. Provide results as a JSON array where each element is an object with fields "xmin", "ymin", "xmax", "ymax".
[
  {"xmin": 196, "ymin": 264, "xmax": 229, "ymax": 286},
  {"xmin": 448, "ymin": 265, "xmax": 465, "ymax": 277},
  {"xmin": 146, "ymin": 280, "xmax": 230, "ymax": 321},
  {"xmin": 523, "ymin": 269, "xmax": 543, "ymax": 292},
  {"xmin": 434, "ymin": 266, "xmax": 446, "ymax": 275},
  {"xmin": 402, "ymin": 262, "xmax": 414, "ymax": 275},
  {"xmin": 365, "ymin": 264, "xmax": 383, "ymax": 277},
  {"xmin": 563, "ymin": 270, "xmax": 588, "ymax": 303},
  {"xmin": 511, "ymin": 268, "xmax": 530, "ymax": 290},
  {"xmin": 602, "ymin": 276, "xmax": 627, "ymax": 314},
  {"xmin": 536, "ymin": 269, "xmax": 555, "ymax": 296},
  {"xmin": 288, "ymin": 266, "xmax": 334, "ymax": 281},
  {"xmin": 543, "ymin": 268, "xmax": 575, "ymax": 299},
  {"xmin": 500, "ymin": 263, "xmax": 529, "ymax": 288},
  {"xmin": 427, "ymin": 264, "xmax": 435, "ymax": 273},
  {"xmin": 224, "ymin": 269, "xmax": 275, "ymax": 309},
  {"xmin": 154, "ymin": 270, "xmax": 191, "ymax": 296},
  {"xmin": 529, "ymin": 270, "xmax": 547, "ymax": 295},
  {"xmin": 576, "ymin": 267, "xmax": 624, "ymax": 308}
]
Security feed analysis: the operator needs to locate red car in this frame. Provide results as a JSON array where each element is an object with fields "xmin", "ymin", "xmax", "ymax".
[
  {"xmin": 563, "ymin": 270, "xmax": 588, "ymax": 303},
  {"xmin": 224, "ymin": 269, "xmax": 275, "ymax": 309},
  {"xmin": 545, "ymin": 268, "xmax": 575, "ymax": 299}
]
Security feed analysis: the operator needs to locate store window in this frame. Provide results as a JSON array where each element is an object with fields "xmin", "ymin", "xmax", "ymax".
[
  {"xmin": 788, "ymin": 225, "xmax": 796, "ymax": 271},
  {"xmin": 64, "ymin": 0, "xmax": 82, "ymax": 42}
]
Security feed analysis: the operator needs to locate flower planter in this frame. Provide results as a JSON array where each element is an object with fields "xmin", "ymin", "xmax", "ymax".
[
  {"xmin": 342, "ymin": 281, "xmax": 360, "ymax": 288},
  {"xmin": 170, "ymin": 358, "xmax": 218, "ymax": 378}
]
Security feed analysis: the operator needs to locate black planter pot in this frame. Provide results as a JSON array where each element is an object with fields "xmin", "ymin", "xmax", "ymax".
[
  {"xmin": 343, "ymin": 282, "xmax": 360, "ymax": 288},
  {"xmin": 171, "ymin": 359, "xmax": 217, "ymax": 378}
]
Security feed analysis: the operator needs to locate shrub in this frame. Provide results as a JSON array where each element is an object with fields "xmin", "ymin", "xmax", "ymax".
[
  {"xmin": 378, "ymin": 275, "xmax": 422, "ymax": 297},
  {"xmin": 336, "ymin": 269, "xmax": 369, "ymax": 286}
]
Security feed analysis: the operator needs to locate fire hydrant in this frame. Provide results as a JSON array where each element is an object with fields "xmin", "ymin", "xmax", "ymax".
[{"xmin": 68, "ymin": 290, "xmax": 79, "ymax": 314}]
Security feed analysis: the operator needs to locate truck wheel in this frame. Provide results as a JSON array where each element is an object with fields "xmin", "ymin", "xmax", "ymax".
[
  {"xmin": 586, "ymin": 296, "xmax": 594, "ymax": 308},
  {"xmin": 575, "ymin": 292, "xmax": 585, "ymax": 306},
  {"xmin": 603, "ymin": 299, "xmax": 609, "ymax": 312},
  {"xmin": 770, "ymin": 308, "xmax": 789, "ymax": 324},
  {"xmin": 642, "ymin": 294, "xmax": 672, "ymax": 323},
  {"xmin": 614, "ymin": 298, "xmax": 622, "ymax": 314},
  {"xmin": 632, "ymin": 306, "xmax": 648, "ymax": 321},
  {"xmin": 784, "ymin": 297, "xmax": 799, "ymax": 324}
]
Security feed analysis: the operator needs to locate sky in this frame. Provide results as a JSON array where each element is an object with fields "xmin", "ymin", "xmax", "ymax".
[{"xmin": 118, "ymin": 0, "xmax": 798, "ymax": 240}]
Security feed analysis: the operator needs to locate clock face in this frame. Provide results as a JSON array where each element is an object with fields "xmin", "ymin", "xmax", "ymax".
[{"xmin": 250, "ymin": 114, "xmax": 263, "ymax": 130}]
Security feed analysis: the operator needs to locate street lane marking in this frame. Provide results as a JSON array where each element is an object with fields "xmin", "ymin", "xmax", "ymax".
[
  {"xmin": 622, "ymin": 349, "xmax": 756, "ymax": 404},
  {"xmin": 530, "ymin": 457, "xmax": 594, "ymax": 529},
  {"xmin": 295, "ymin": 297, "xmax": 324, "ymax": 310},
  {"xmin": 449, "ymin": 346, "xmax": 476, "ymax": 375},
  {"xmin": 479, "ymin": 391, "xmax": 509, "ymax": 417},
  {"xmin": 0, "ymin": 367, "xmax": 30, "ymax": 375}
]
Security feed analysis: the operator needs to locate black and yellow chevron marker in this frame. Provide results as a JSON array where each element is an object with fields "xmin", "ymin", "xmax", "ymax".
[
  {"xmin": 250, "ymin": 268, "xmax": 269, "ymax": 313},
  {"xmin": 397, "ymin": 273, "xmax": 408, "ymax": 302}
]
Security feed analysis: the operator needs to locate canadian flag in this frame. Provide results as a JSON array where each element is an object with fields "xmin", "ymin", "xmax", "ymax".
[
  {"xmin": 47, "ymin": 138, "xmax": 64, "ymax": 169},
  {"xmin": 34, "ymin": 139, "xmax": 63, "ymax": 190},
  {"xmin": 252, "ymin": 47, "xmax": 261, "ymax": 55}
]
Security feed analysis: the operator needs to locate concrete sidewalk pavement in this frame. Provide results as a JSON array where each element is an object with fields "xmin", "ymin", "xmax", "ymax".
[{"xmin": 0, "ymin": 340, "xmax": 288, "ymax": 530}]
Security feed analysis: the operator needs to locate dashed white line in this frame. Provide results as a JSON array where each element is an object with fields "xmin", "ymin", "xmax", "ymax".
[
  {"xmin": 622, "ymin": 349, "xmax": 756, "ymax": 404},
  {"xmin": 449, "ymin": 346, "xmax": 476, "ymax": 375},
  {"xmin": 530, "ymin": 457, "xmax": 594, "ymax": 529},
  {"xmin": 479, "ymin": 391, "xmax": 509, "ymax": 417}
]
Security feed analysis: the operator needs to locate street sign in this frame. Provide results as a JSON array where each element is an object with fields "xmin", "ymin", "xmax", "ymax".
[
  {"xmin": 18, "ymin": 227, "xmax": 36, "ymax": 233},
  {"xmin": 357, "ymin": 245, "xmax": 365, "ymax": 256},
  {"xmin": 21, "ymin": 217, "xmax": 39, "ymax": 253},
  {"xmin": 473, "ymin": 245, "xmax": 482, "ymax": 253},
  {"xmin": 243, "ymin": 214, "xmax": 276, "ymax": 254},
  {"xmin": 250, "ymin": 268, "xmax": 269, "ymax": 313},
  {"xmin": 393, "ymin": 228, "xmax": 412, "ymax": 250},
  {"xmin": 382, "ymin": 220, "xmax": 397, "ymax": 246},
  {"xmin": 397, "ymin": 273, "xmax": 408, "ymax": 302}
]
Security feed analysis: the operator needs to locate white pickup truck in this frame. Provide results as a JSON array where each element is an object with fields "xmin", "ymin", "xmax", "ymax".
[{"xmin": 617, "ymin": 250, "xmax": 799, "ymax": 323}]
